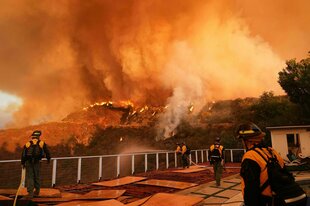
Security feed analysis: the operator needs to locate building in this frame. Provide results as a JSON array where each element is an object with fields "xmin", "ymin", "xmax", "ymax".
[{"xmin": 266, "ymin": 125, "xmax": 310, "ymax": 161}]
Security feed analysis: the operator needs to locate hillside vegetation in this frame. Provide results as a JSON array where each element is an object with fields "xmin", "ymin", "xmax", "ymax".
[{"xmin": 1, "ymin": 91, "xmax": 308, "ymax": 160}]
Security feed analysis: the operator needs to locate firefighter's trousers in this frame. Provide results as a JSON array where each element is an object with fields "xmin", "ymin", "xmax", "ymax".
[
  {"xmin": 212, "ymin": 161, "xmax": 223, "ymax": 186},
  {"xmin": 25, "ymin": 160, "xmax": 41, "ymax": 195}
]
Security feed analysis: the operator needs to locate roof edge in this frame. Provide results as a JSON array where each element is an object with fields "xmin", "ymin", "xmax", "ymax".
[{"xmin": 266, "ymin": 125, "xmax": 310, "ymax": 130}]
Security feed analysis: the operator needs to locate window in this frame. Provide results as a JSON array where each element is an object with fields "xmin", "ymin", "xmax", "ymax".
[
  {"xmin": 287, "ymin": 134, "xmax": 295, "ymax": 147},
  {"xmin": 286, "ymin": 133, "xmax": 300, "ymax": 147}
]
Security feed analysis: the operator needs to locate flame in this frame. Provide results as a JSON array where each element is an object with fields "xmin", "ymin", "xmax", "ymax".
[
  {"xmin": 83, "ymin": 101, "xmax": 112, "ymax": 111},
  {"xmin": 119, "ymin": 100, "xmax": 134, "ymax": 108},
  {"xmin": 139, "ymin": 105, "xmax": 149, "ymax": 113},
  {"xmin": 82, "ymin": 100, "xmax": 134, "ymax": 111},
  {"xmin": 208, "ymin": 101, "xmax": 216, "ymax": 111},
  {"xmin": 189, "ymin": 104, "xmax": 194, "ymax": 113}
]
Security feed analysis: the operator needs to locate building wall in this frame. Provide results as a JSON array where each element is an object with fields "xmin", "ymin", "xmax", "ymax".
[
  {"xmin": 270, "ymin": 128, "xmax": 310, "ymax": 160},
  {"xmin": 270, "ymin": 131, "xmax": 289, "ymax": 160},
  {"xmin": 299, "ymin": 130, "xmax": 310, "ymax": 157}
]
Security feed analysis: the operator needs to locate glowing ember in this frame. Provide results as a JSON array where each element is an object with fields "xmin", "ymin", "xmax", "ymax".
[{"xmin": 189, "ymin": 105, "xmax": 194, "ymax": 113}]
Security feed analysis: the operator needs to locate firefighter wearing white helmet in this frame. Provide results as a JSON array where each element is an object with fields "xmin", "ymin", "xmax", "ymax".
[{"xmin": 237, "ymin": 123, "xmax": 307, "ymax": 206}]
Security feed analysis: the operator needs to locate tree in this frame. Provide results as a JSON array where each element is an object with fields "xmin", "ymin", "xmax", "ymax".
[
  {"xmin": 251, "ymin": 91, "xmax": 301, "ymax": 126},
  {"xmin": 278, "ymin": 53, "xmax": 310, "ymax": 117}
]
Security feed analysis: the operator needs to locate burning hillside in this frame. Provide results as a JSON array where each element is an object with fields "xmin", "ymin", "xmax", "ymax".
[
  {"xmin": 0, "ymin": 96, "xmax": 265, "ymax": 156},
  {"xmin": 0, "ymin": 101, "xmax": 199, "ymax": 153},
  {"xmin": 63, "ymin": 101, "xmax": 164, "ymax": 127},
  {"xmin": 6, "ymin": 0, "xmax": 310, "ymax": 129}
]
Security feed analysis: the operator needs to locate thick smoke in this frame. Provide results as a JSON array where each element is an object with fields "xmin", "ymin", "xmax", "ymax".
[{"xmin": 0, "ymin": 0, "xmax": 309, "ymax": 130}]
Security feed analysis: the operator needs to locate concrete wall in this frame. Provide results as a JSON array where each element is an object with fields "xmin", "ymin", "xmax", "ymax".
[{"xmin": 270, "ymin": 128, "xmax": 310, "ymax": 160}]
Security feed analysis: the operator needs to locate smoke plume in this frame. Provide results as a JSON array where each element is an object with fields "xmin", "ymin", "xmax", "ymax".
[{"xmin": 0, "ymin": 0, "xmax": 309, "ymax": 131}]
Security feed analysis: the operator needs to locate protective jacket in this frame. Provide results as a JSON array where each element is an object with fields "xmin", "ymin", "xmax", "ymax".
[
  {"xmin": 209, "ymin": 144, "xmax": 224, "ymax": 162},
  {"xmin": 240, "ymin": 145, "xmax": 284, "ymax": 206},
  {"xmin": 181, "ymin": 145, "xmax": 187, "ymax": 155},
  {"xmin": 21, "ymin": 138, "xmax": 51, "ymax": 165},
  {"xmin": 175, "ymin": 145, "xmax": 181, "ymax": 153}
]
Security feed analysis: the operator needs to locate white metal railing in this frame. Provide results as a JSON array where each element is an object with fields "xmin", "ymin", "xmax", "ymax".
[{"xmin": 0, "ymin": 149, "xmax": 245, "ymax": 187}]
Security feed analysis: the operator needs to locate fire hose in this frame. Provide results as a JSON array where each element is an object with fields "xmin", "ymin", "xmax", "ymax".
[
  {"xmin": 187, "ymin": 157, "xmax": 226, "ymax": 170},
  {"xmin": 13, "ymin": 167, "xmax": 26, "ymax": 206},
  {"xmin": 201, "ymin": 201, "xmax": 244, "ymax": 205}
]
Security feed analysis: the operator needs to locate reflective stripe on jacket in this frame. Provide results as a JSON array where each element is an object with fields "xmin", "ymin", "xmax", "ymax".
[
  {"xmin": 241, "ymin": 147, "xmax": 285, "ymax": 197},
  {"xmin": 25, "ymin": 139, "xmax": 44, "ymax": 149}
]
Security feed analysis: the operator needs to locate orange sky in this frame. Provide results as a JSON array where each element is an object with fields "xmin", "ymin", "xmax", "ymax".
[{"xmin": 0, "ymin": 0, "xmax": 309, "ymax": 128}]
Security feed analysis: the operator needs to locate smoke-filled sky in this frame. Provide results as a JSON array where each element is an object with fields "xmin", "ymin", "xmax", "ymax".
[{"xmin": 0, "ymin": 0, "xmax": 309, "ymax": 129}]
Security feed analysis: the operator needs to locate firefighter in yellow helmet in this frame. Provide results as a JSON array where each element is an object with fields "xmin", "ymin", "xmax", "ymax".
[{"xmin": 237, "ymin": 123, "xmax": 307, "ymax": 206}]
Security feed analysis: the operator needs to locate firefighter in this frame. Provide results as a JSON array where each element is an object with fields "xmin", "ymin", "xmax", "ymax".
[
  {"xmin": 21, "ymin": 130, "xmax": 51, "ymax": 198},
  {"xmin": 236, "ymin": 123, "xmax": 307, "ymax": 206},
  {"xmin": 209, "ymin": 137, "xmax": 225, "ymax": 186},
  {"xmin": 175, "ymin": 143, "xmax": 182, "ymax": 167},
  {"xmin": 181, "ymin": 142, "xmax": 190, "ymax": 168}
]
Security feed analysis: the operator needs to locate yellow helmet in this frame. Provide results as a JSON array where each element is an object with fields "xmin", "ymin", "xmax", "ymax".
[{"xmin": 236, "ymin": 123, "xmax": 265, "ymax": 140}]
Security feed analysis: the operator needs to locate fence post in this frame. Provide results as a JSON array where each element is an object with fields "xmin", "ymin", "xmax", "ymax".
[
  {"xmin": 52, "ymin": 159, "xmax": 57, "ymax": 187},
  {"xmin": 156, "ymin": 153, "xmax": 159, "ymax": 170},
  {"xmin": 206, "ymin": 149, "xmax": 209, "ymax": 161},
  {"xmin": 77, "ymin": 158, "xmax": 81, "ymax": 183},
  {"xmin": 230, "ymin": 150, "xmax": 233, "ymax": 162},
  {"xmin": 131, "ymin": 155, "xmax": 135, "ymax": 175},
  {"xmin": 117, "ymin": 155, "xmax": 120, "ymax": 177},
  {"xmin": 166, "ymin": 152, "xmax": 169, "ymax": 169},
  {"xmin": 189, "ymin": 154, "xmax": 192, "ymax": 165},
  {"xmin": 145, "ymin": 154, "xmax": 148, "ymax": 172},
  {"xmin": 174, "ymin": 152, "xmax": 177, "ymax": 167},
  {"xmin": 201, "ymin": 150, "xmax": 204, "ymax": 163},
  {"xmin": 195, "ymin": 150, "xmax": 198, "ymax": 163},
  {"xmin": 98, "ymin": 157, "xmax": 102, "ymax": 181}
]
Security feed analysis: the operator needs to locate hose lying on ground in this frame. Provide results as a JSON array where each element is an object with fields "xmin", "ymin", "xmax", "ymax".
[
  {"xmin": 201, "ymin": 201, "xmax": 244, "ymax": 205},
  {"xmin": 187, "ymin": 157, "xmax": 241, "ymax": 169},
  {"xmin": 13, "ymin": 167, "xmax": 26, "ymax": 206}
]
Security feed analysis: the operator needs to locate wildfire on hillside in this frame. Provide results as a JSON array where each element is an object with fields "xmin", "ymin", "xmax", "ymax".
[
  {"xmin": 82, "ymin": 100, "xmax": 134, "ymax": 111},
  {"xmin": 78, "ymin": 100, "xmax": 201, "ymax": 136},
  {"xmin": 2, "ymin": 0, "xmax": 309, "ymax": 132}
]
